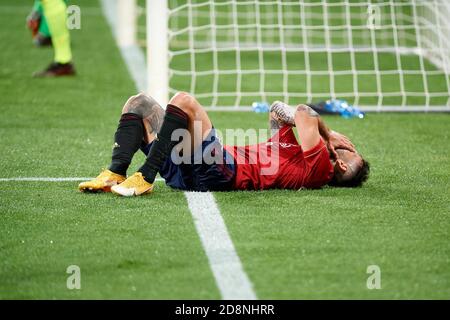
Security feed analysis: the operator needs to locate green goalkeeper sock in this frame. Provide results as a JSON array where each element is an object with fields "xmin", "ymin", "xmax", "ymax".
[{"xmin": 41, "ymin": 0, "xmax": 72, "ymax": 63}]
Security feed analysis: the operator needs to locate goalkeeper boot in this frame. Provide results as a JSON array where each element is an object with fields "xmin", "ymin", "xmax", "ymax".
[
  {"xmin": 33, "ymin": 62, "xmax": 76, "ymax": 77},
  {"xmin": 78, "ymin": 169, "xmax": 125, "ymax": 193},
  {"xmin": 111, "ymin": 172, "xmax": 154, "ymax": 197},
  {"xmin": 270, "ymin": 101, "xmax": 296, "ymax": 126}
]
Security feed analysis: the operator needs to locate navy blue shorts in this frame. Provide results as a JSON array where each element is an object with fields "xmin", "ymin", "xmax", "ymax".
[{"xmin": 140, "ymin": 128, "xmax": 235, "ymax": 191}]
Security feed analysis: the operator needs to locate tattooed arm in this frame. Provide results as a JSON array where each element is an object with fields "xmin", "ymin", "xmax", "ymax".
[
  {"xmin": 292, "ymin": 104, "xmax": 323, "ymax": 151},
  {"xmin": 296, "ymin": 104, "xmax": 332, "ymax": 142},
  {"xmin": 295, "ymin": 104, "xmax": 355, "ymax": 156}
]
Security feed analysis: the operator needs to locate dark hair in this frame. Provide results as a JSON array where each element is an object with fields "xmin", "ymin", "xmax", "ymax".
[{"xmin": 329, "ymin": 158, "xmax": 370, "ymax": 188}]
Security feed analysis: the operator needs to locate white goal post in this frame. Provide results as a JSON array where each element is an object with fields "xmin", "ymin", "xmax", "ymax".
[
  {"xmin": 146, "ymin": 0, "xmax": 169, "ymax": 106},
  {"xmin": 140, "ymin": 0, "xmax": 450, "ymax": 111}
]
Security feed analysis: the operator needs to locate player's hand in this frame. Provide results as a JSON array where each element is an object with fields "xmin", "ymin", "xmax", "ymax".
[
  {"xmin": 329, "ymin": 131, "xmax": 356, "ymax": 152},
  {"xmin": 26, "ymin": 11, "xmax": 41, "ymax": 37},
  {"xmin": 326, "ymin": 140, "xmax": 338, "ymax": 160}
]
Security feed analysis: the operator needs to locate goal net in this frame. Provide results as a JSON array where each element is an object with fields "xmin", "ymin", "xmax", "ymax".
[{"xmin": 142, "ymin": 0, "xmax": 450, "ymax": 111}]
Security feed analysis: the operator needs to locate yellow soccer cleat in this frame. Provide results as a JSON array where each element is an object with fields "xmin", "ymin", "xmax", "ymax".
[
  {"xmin": 78, "ymin": 169, "xmax": 126, "ymax": 193},
  {"xmin": 111, "ymin": 172, "xmax": 154, "ymax": 197}
]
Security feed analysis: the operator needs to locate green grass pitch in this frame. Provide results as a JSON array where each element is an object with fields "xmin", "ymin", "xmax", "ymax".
[{"xmin": 1, "ymin": 0, "xmax": 450, "ymax": 299}]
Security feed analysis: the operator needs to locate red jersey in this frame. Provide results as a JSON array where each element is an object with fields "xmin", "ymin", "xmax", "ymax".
[{"xmin": 224, "ymin": 126, "xmax": 334, "ymax": 190}]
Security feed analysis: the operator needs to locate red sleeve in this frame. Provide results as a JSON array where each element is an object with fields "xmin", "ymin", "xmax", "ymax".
[
  {"xmin": 303, "ymin": 138, "xmax": 327, "ymax": 158},
  {"xmin": 269, "ymin": 126, "xmax": 298, "ymax": 145},
  {"xmin": 302, "ymin": 139, "xmax": 334, "ymax": 188}
]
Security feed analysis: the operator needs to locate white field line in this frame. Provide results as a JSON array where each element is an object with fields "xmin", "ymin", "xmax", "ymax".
[
  {"xmin": 100, "ymin": 0, "xmax": 256, "ymax": 299},
  {"xmin": 0, "ymin": 177, "xmax": 164, "ymax": 182},
  {"xmin": 185, "ymin": 192, "xmax": 257, "ymax": 300}
]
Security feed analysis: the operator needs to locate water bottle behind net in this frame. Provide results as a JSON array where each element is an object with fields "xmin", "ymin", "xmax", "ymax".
[
  {"xmin": 324, "ymin": 99, "xmax": 365, "ymax": 119},
  {"xmin": 252, "ymin": 102, "xmax": 269, "ymax": 113}
]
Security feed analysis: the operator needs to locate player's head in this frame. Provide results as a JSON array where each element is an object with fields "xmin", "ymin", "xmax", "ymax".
[{"xmin": 329, "ymin": 149, "xmax": 370, "ymax": 187}]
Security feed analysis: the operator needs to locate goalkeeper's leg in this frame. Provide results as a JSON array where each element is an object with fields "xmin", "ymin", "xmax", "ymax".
[
  {"xmin": 35, "ymin": 0, "xmax": 53, "ymax": 47},
  {"xmin": 34, "ymin": 0, "xmax": 75, "ymax": 77},
  {"xmin": 79, "ymin": 94, "xmax": 165, "ymax": 193}
]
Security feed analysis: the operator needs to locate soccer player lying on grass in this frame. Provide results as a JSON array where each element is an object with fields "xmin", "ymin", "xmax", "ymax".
[{"xmin": 79, "ymin": 92, "xmax": 369, "ymax": 196}]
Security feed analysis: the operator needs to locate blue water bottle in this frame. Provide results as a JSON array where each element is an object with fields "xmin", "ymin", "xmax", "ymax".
[
  {"xmin": 324, "ymin": 99, "xmax": 364, "ymax": 119},
  {"xmin": 252, "ymin": 102, "xmax": 269, "ymax": 113}
]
